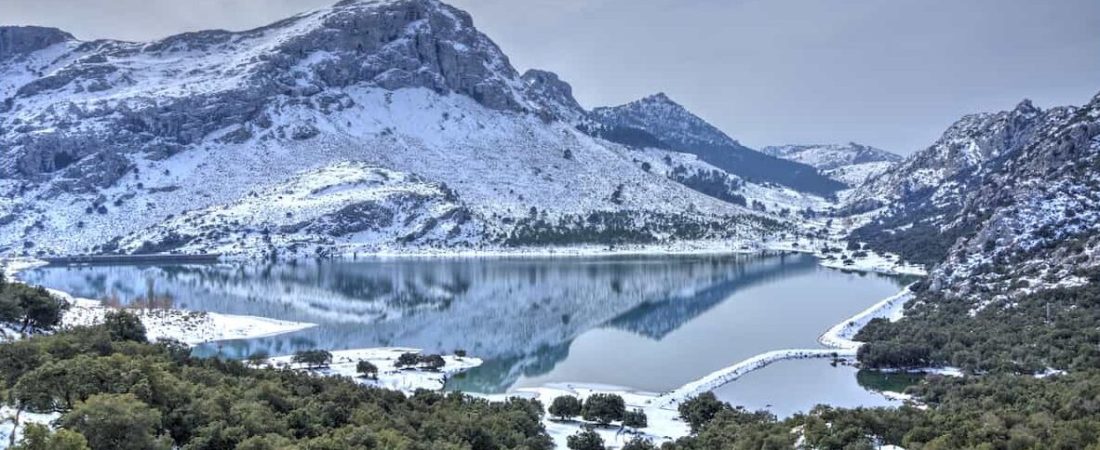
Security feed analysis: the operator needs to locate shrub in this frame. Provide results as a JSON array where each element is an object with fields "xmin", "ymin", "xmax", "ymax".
[
  {"xmin": 291, "ymin": 350, "xmax": 333, "ymax": 369},
  {"xmin": 623, "ymin": 408, "xmax": 647, "ymax": 428},
  {"xmin": 245, "ymin": 350, "xmax": 270, "ymax": 367},
  {"xmin": 395, "ymin": 352, "xmax": 420, "ymax": 368},
  {"xmin": 581, "ymin": 394, "xmax": 625, "ymax": 426},
  {"xmin": 566, "ymin": 430, "xmax": 604, "ymax": 450},
  {"xmin": 102, "ymin": 310, "xmax": 146, "ymax": 342},
  {"xmin": 548, "ymin": 395, "xmax": 582, "ymax": 420},
  {"xmin": 356, "ymin": 360, "xmax": 378, "ymax": 379},
  {"xmin": 678, "ymin": 392, "xmax": 727, "ymax": 433},
  {"xmin": 621, "ymin": 436, "xmax": 657, "ymax": 450}
]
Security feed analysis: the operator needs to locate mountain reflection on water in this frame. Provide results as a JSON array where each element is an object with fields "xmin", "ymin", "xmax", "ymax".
[{"xmin": 24, "ymin": 253, "xmax": 903, "ymax": 393}]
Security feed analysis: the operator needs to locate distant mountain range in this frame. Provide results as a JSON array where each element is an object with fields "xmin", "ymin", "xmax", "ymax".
[
  {"xmin": 2, "ymin": 0, "xmax": 1096, "ymax": 297},
  {"xmin": 0, "ymin": 0, "xmax": 836, "ymax": 258},
  {"xmin": 761, "ymin": 143, "xmax": 901, "ymax": 185}
]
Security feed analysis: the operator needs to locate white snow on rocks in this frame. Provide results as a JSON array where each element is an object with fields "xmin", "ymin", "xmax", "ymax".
[
  {"xmin": 488, "ymin": 384, "xmax": 689, "ymax": 450},
  {"xmin": 0, "ymin": 407, "xmax": 60, "ymax": 449},
  {"xmin": 266, "ymin": 348, "xmax": 482, "ymax": 393}
]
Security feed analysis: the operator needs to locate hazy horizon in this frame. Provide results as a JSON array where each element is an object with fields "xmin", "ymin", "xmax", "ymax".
[{"xmin": 3, "ymin": 0, "xmax": 1098, "ymax": 154}]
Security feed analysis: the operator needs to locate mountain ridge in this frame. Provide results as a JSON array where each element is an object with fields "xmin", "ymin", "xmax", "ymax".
[
  {"xmin": 761, "ymin": 143, "xmax": 901, "ymax": 185},
  {"xmin": 0, "ymin": 0, "xmax": 818, "ymax": 258},
  {"xmin": 591, "ymin": 93, "xmax": 848, "ymax": 196},
  {"xmin": 848, "ymin": 93, "xmax": 1100, "ymax": 298}
]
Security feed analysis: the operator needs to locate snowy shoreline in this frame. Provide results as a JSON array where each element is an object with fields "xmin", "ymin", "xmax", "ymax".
[
  {"xmin": 496, "ymin": 282, "xmax": 920, "ymax": 448},
  {"xmin": 2, "ymin": 251, "xmax": 925, "ymax": 449},
  {"xmin": 1, "ymin": 258, "xmax": 316, "ymax": 346},
  {"xmin": 265, "ymin": 348, "xmax": 483, "ymax": 393}
]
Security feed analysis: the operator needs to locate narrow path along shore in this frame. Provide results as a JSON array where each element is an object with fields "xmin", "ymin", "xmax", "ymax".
[
  {"xmin": 652, "ymin": 286, "xmax": 915, "ymax": 409},
  {"xmin": 3, "ymin": 255, "xmax": 922, "ymax": 449},
  {"xmin": 510, "ymin": 285, "xmax": 918, "ymax": 449}
]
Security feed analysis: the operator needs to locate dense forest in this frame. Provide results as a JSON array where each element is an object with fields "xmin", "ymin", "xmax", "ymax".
[
  {"xmin": 856, "ymin": 270, "xmax": 1100, "ymax": 374},
  {"xmin": 658, "ymin": 373, "xmax": 1100, "ymax": 449},
  {"xmin": 6, "ymin": 256, "xmax": 1100, "ymax": 449},
  {"xmin": 0, "ymin": 314, "xmax": 553, "ymax": 450}
]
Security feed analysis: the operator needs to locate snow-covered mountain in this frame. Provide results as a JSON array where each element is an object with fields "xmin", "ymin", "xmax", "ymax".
[
  {"xmin": 0, "ymin": 0, "xmax": 826, "ymax": 258},
  {"xmin": 848, "ymin": 93, "xmax": 1100, "ymax": 298},
  {"xmin": 847, "ymin": 100, "xmax": 1052, "ymax": 266},
  {"xmin": 761, "ymin": 143, "xmax": 901, "ymax": 185},
  {"xmin": 592, "ymin": 94, "xmax": 847, "ymax": 197}
]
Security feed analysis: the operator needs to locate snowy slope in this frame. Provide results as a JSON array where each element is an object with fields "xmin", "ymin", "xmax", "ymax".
[
  {"xmin": 846, "ymin": 93, "xmax": 1100, "ymax": 298},
  {"xmin": 0, "ymin": 0, "xmax": 819, "ymax": 258},
  {"xmin": 761, "ymin": 143, "xmax": 901, "ymax": 185},
  {"xmin": 592, "ymin": 95, "xmax": 847, "ymax": 196},
  {"xmin": 845, "ymin": 100, "xmax": 1056, "ymax": 267}
]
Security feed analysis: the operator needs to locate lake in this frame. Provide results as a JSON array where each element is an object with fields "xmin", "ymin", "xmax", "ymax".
[{"xmin": 22, "ymin": 252, "xmax": 907, "ymax": 413}]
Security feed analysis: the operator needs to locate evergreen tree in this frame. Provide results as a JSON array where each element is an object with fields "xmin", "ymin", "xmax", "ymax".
[
  {"xmin": 395, "ymin": 352, "xmax": 420, "ymax": 368},
  {"xmin": 622, "ymin": 408, "xmax": 647, "ymax": 429},
  {"xmin": 356, "ymin": 360, "xmax": 378, "ymax": 379},
  {"xmin": 418, "ymin": 354, "xmax": 446, "ymax": 371},
  {"xmin": 678, "ymin": 392, "xmax": 727, "ymax": 433},
  {"xmin": 102, "ymin": 310, "xmax": 146, "ymax": 342},
  {"xmin": 581, "ymin": 394, "xmax": 625, "ymax": 426},
  {"xmin": 548, "ymin": 396, "xmax": 582, "ymax": 421},
  {"xmin": 292, "ymin": 350, "xmax": 332, "ymax": 369}
]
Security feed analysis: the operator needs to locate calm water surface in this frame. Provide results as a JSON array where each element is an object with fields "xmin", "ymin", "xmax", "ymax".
[
  {"xmin": 713, "ymin": 359, "xmax": 922, "ymax": 418},
  {"xmin": 23, "ymin": 253, "xmax": 906, "ymax": 410}
]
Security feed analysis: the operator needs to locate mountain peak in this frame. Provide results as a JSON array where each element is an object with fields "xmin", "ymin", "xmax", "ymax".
[
  {"xmin": 1013, "ymin": 98, "xmax": 1040, "ymax": 116},
  {"xmin": 0, "ymin": 26, "xmax": 74, "ymax": 59},
  {"xmin": 639, "ymin": 92, "xmax": 679, "ymax": 106}
]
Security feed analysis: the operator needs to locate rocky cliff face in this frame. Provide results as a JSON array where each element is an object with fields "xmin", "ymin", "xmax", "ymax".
[
  {"xmin": 521, "ymin": 69, "xmax": 586, "ymax": 124},
  {"xmin": 847, "ymin": 100, "xmax": 1055, "ymax": 266},
  {"xmin": 929, "ymin": 94, "xmax": 1100, "ymax": 298},
  {"xmin": 848, "ymin": 93, "xmax": 1100, "ymax": 298},
  {"xmin": 848, "ymin": 100, "xmax": 1046, "ymax": 210},
  {"xmin": 1, "ymin": 0, "xmax": 531, "ymax": 189},
  {"xmin": 0, "ymin": 26, "xmax": 73, "ymax": 59},
  {"xmin": 0, "ymin": 0, "xmax": 809, "ymax": 258}
]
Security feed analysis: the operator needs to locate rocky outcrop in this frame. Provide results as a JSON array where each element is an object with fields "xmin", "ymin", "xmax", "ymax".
[
  {"xmin": 0, "ymin": 26, "xmax": 73, "ymax": 59},
  {"xmin": 521, "ymin": 69, "xmax": 586, "ymax": 123},
  {"xmin": 0, "ymin": 0, "xmax": 531, "ymax": 187},
  {"xmin": 928, "ymin": 94, "xmax": 1100, "ymax": 297},
  {"xmin": 849, "ymin": 92, "xmax": 1100, "ymax": 298},
  {"xmin": 850, "ymin": 100, "xmax": 1046, "ymax": 207}
]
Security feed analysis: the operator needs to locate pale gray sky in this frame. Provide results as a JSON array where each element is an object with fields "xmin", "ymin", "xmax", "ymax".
[{"xmin": 3, "ymin": 0, "xmax": 1099, "ymax": 154}]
